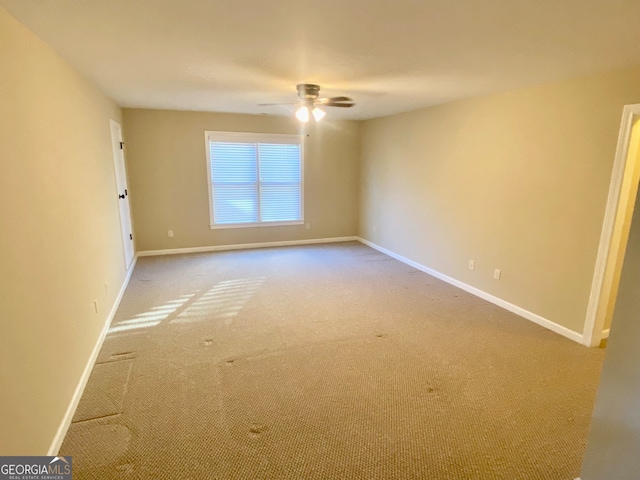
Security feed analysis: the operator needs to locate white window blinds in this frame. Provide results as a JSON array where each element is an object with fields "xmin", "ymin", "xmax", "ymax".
[{"xmin": 205, "ymin": 132, "xmax": 303, "ymax": 228}]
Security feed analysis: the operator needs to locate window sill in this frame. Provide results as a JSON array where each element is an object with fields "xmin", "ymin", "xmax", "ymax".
[{"xmin": 209, "ymin": 221, "xmax": 304, "ymax": 230}]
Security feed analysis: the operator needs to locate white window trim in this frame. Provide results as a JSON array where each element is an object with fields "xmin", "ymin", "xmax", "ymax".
[{"xmin": 204, "ymin": 131, "xmax": 305, "ymax": 229}]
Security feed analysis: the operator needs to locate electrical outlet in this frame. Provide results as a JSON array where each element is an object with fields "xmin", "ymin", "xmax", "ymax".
[
  {"xmin": 493, "ymin": 268, "xmax": 501, "ymax": 280},
  {"xmin": 168, "ymin": 230, "xmax": 174, "ymax": 238},
  {"xmin": 468, "ymin": 260, "xmax": 475, "ymax": 271},
  {"xmin": 93, "ymin": 299, "xmax": 99, "ymax": 313}
]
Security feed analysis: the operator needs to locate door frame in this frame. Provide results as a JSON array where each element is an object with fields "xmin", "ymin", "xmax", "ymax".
[
  {"xmin": 109, "ymin": 119, "xmax": 135, "ymax": 269},
  {"xmin": 583, "ymin": 104, "xmax": 640, "ymax": 346}
]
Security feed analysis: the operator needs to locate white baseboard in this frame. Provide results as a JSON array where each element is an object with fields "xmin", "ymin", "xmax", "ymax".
[
  {"xmin": 601, "ymin": 328, "xmax": 610, "ymax": 339},
  {"xmin": 357, "ymin": 237, "xmax": 584, "ymax": 344},
  {"xmin": 47, "ymin": 255, "xmax": 138, "ymax": 455},
  {"xmin": 138, "ymin": 236, "xmax": 359, "ymax": 257}
]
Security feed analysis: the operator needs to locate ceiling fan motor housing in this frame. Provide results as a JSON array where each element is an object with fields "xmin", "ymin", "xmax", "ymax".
[{"xmin": 297, "ymin": 83, "xmax": 321, "ymax": 100}]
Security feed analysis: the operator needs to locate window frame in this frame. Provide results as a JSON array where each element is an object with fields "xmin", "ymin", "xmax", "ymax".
[{"xmin": 204, "ymin": 131, "xmax": 305, "ymax": 229}]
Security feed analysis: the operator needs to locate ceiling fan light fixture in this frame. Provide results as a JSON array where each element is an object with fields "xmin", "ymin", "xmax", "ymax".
[
  {"xmin": 260, "ymin": 84, "xmax": 354, "ymax": 121},
  {"xmin": 295, "ymin": 105, "xmax": 309, "ymax": 122},
  {"xmin": 312, "ymin": 107, "xmax": 326, "ymax": 121}
]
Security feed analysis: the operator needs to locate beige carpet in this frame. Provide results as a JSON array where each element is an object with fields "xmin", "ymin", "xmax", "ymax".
[{"xmin": 60, "ymin": 242, "xmax": 604, "ymax": 479}]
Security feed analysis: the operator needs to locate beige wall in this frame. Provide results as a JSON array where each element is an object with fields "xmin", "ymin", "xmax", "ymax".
[
  {"xmin": 122, "ymin": 109, "xmax": 360, "ymax": 251},
  {"xmin": 0, "ymin": 8, "xmax": 126, "ymax": 454},
  {"xmin": 360, "ymin": 66, "xmax": 640, "ymax": 334},
  {"xmin": 580, "ymin": 182, "xmax": 640, "ymax": 479}
]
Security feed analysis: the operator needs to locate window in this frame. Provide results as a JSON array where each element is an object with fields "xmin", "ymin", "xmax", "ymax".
[{"xmin": 205, "ymin": 131, "xmax": 303, "ymax": 228}]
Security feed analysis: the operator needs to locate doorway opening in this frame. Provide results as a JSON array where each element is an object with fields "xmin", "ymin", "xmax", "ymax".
[
  {"xmin": 110, "ymin": 119, "xmax": 135, "ymax": 269},
  {"xmin": 583, "ymin": 104, "xmax": 640, "ymax": 347}
]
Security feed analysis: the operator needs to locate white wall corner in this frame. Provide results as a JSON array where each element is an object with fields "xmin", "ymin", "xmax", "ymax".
[{"xmin": 47, "ymin": 255, "xmax": 138, "ymax": 455}]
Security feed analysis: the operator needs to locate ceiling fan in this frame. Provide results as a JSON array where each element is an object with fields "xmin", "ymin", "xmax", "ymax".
[{"xmin": 259, "ymin": 84, "xmax": 355, "ymax": 122}]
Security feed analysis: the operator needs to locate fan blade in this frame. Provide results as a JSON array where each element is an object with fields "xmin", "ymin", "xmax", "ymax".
[
  {"xmin": 258, "ymin": 102, "xmax": 298, "ymax": 106},
  {"xmin": 317, "ymin": 96, "xmax": 353, "ymax": 104},
  {"xmin": 322, "ymin": 101, "xmax": 355, "ymax": 108}
]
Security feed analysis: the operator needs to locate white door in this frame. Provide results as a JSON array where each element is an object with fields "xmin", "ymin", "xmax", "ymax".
[{"xmin": 110, "ymin": 119, "xmax": 134, "ymax": 269}]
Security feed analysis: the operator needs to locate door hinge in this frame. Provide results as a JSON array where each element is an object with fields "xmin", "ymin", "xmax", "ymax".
[
  {"xmin": 120, "ymin": 142, "xmax": 124, "ymax": 149},
  {"xmin": 130, "ymin": 234, "xmax": 133, "ymax": 240}
]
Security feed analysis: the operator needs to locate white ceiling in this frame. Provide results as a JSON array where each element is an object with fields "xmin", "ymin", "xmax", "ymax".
[{"xmin": 3, "ymin": 0, "xmax": 640, "ymax": 120}]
